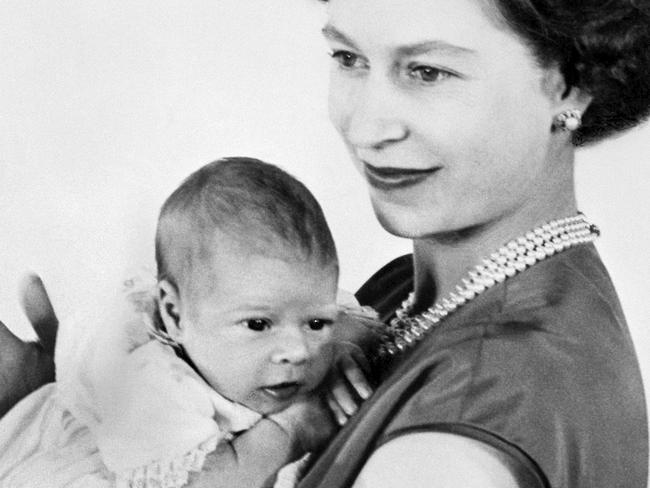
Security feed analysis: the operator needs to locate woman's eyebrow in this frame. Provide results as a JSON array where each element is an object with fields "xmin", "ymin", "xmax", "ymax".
[
  {"xmin": 396, "ymin": 41, "xmax": 477, "ymax": 58},
  {"xmin": 321, "ymin": 24, "xmax": 359, "ymax": 49},
  {"xmin": 322, "ymin": 23, "xmax": 476, "ymax": 60}
]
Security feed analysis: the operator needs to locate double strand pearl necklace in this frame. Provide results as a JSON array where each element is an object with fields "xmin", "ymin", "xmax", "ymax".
[{"xmin": 378, "ymin": 213, "xmax": 600, "ymax": 358}]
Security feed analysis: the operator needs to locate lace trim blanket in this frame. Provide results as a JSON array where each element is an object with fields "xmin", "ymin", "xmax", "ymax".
[{"xmin": 54, "ymin": 275, "xmax": 261, "ymax": 487}]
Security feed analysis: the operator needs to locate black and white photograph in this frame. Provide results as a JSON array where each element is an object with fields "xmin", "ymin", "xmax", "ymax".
[{"xmin": 0, "ymin": 1, "xmax": 648, "ymax": 486}]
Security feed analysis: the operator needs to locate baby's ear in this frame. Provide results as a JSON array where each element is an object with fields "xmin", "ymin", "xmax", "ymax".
[{"xmin": 157, "ymin": 280, "xmax": 183, "ymax": 341}]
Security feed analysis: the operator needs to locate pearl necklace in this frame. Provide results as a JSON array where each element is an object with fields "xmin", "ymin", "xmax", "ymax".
[{"xmin": 378, "ymin": 213, "xmax": 600, "ymax": 358}]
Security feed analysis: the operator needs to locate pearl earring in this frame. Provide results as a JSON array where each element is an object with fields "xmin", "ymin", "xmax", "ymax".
[{"xmin": 553, "ymin": 109, "xmax": 582, "ymax": 131}]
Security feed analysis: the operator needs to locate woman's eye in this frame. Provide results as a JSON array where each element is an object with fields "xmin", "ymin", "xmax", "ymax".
[
  {"xmin": 409, "ymin": 65, "xmax": 450, "ymax": 83},
  {"xmin": 307, "ymin": 319, "xmax": 332, "ymax": 331},
  {"xmin": 244, "ymin": 319, "xmax": 271, "ymax": 332},
  {"xmin": 329, "ymin": 50, "xmax": 363, "ymax": 69}
]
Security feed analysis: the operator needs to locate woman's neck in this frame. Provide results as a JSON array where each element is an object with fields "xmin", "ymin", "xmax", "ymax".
[{"xmin": 411, "ymin": 163, "xmax": 578, "ymax": 310}]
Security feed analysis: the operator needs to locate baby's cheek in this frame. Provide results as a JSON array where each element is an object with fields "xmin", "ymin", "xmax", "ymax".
[{"xmin": 313, "ymin": 340, "xmax": 336, "ymax": 381}]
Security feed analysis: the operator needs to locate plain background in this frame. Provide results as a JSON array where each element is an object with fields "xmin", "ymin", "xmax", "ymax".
[{"xmin": 1, "ymin": 0, "xmax": 648, "ymax": 412}]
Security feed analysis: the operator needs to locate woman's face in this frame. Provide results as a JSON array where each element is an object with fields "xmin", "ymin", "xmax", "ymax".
[{"xmin": 324, "ymin": 0, "xmax": 568, "ymax": 238}]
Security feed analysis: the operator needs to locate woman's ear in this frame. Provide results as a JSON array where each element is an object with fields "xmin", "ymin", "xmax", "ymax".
[
  {"xmin": 157, "ymin": 280, "xmax": 183, "ymax": 342},
  {"xmin": 544, "ymin": 66, "xmax": 593, "ymax": 115}
]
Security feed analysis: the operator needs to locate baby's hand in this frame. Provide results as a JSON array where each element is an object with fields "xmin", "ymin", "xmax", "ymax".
[
  {"xmin": 323, "ymin": 303, "xmax": 384, "ymax": 425},
  {"xmin": 325, "ymin": 341, "xmax": 373, "ymax": 426},
  {"xmin": 333, "ymin": 304, "xmax": 384, "ymax": 357}
]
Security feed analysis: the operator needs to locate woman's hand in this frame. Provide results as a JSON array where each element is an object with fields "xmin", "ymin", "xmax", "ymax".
[{"xmin": 0, "ymin": 274, "xmax": 59, "ymax": 417}]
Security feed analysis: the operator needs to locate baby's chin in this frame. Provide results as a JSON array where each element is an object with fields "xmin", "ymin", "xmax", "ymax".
[{"xmin": 241, "ymin": 384, "xmax": 310, "ymax": 416}]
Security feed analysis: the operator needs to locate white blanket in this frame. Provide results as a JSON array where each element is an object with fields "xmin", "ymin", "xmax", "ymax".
[{"xmin": 0, "ymin": 278, "xmax": 260, "ymax": 488}]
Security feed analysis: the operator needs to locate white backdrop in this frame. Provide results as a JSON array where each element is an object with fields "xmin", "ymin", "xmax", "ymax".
[{"xmin": 1, "ymin": 1, "xmax": 648, "ymax": 397}]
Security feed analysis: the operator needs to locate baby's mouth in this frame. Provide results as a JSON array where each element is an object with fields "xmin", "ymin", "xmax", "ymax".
[{"xmin": 261, "ymin": 381, "xmax": 303, "ymax": 401}]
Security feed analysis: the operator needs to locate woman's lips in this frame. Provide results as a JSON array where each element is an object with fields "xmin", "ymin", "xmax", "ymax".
[
  {"xmin": 362, "ymin": 163, "xmax": 440, "ymax": 190},
  {"xmin": 261, "ymin": 382, "xmax": 302, "ymax": 401}
]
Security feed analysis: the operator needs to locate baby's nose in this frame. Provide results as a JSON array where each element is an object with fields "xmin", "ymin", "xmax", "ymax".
[{"xmin": 270, "ymin": 329, "xmax": 311, "ymax": 365}]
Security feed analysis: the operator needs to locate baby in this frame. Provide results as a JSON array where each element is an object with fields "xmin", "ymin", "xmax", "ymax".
[{"xmin": 0, "ymin": 157, "xmax": 379, "ymax": 488}]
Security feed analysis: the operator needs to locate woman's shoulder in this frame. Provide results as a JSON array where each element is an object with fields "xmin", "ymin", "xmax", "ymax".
[
  {"xmin": 378, "ymin": 244, "xmax": 647, "ymax": 487},
  {"xmin": 499, "ymin": 243, "xmax": 626, "ymax": 325},
  {"xmin": 302, "ymin": 245, "xmax": 647, "ymax": 488},
  {"xmin": 356, "ymin": 245, "xmax": 644, "ymax": 429}
]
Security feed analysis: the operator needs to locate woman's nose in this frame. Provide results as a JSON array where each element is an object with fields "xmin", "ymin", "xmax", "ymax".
[
  {"xmin": 270, "ymin": 328, "xmax": 311, "ymax": 365},
  {"xmin": 333, "ymin": 77, "xmax": 409, "ymax": 150}
]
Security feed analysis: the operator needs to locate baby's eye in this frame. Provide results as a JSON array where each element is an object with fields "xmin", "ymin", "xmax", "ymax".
[
  {"xmin": 244, "ymin": 319, "xmax": 272, "ymax": 332},
  {"xmin": 408, "ymin": 65, "xmax": 451, "ymax": 83},
  {"xmin": 307, "ymin": 319, "xmax": 333, "ymax": 331},
  {"xmin": 329, "ymin": 50, "xmax": 366, "ymax": 70}
]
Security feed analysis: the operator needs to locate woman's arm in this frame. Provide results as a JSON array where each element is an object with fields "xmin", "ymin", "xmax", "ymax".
[{"xmin": 352, "ymin": 433, "xmax": 533, "ymax": 488}]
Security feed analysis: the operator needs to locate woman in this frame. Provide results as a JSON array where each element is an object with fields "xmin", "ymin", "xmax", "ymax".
[
  {"xmin": 1, "ymin": 0, "xmax": 649, "ymax": 486},
  {"xmin": 304, "ymin": 0, "xmax": 648, "ymax": 486}
]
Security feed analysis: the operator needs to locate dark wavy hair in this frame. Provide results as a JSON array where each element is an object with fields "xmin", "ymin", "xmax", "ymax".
[
  {"xmin": 320, "ymin": 0, "xmax": 650, "ymax": 145},
  {"xmin": 491, "ymin": 0, "xmax": 650, "ymax": 145}
]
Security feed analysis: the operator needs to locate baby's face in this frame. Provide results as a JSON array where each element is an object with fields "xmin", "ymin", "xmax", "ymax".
[{"xmin": 179, "ymin": 248, "xmax": 338, "ymax": 415}]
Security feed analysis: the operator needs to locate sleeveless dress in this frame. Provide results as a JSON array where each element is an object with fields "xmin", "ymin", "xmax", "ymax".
[{"xmin": 299, "ymin": 244, "xmax": 647, "ymax": 487}]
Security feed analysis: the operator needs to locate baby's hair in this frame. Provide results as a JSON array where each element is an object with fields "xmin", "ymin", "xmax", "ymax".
[{"xmin": 155, "ymin": 157, "xmax": 338, "ymax": 292}]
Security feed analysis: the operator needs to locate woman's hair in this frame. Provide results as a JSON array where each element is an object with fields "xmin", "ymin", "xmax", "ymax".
[
  {"xmin": 320, "ymin": 0, "xmax": 650, "ymax": 145},
  {"xmin": 488, "ymin": 0, "xmax": 650, "ymax": 145},
  {"xmin": 155, "ymin": 157, "xmax": 338, "ymax": 290}
]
